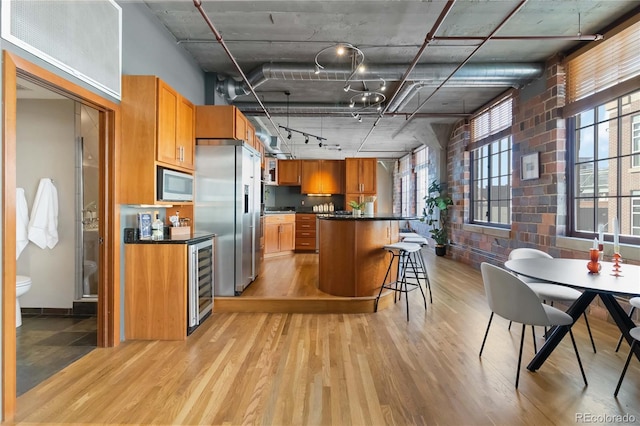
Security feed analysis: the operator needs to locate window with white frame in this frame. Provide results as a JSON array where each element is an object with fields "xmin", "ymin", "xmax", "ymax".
[
  {"xmin": 633, "ymin": 115, "xmax": 640, "ymax": 168},
  {"xmin": 470, "ymin": 96, "xmax": 513, "ymax": 226},
  {"xmin": 399, "ymin": 155, "xmax": 412, "ymax": 217},
  {"xmin": 415, "ymin": 146, "xmax": 428, "ymax": 217},
  {"xmin": 632, "ymin": 191, "xmax": 640, "ymax": 236}
]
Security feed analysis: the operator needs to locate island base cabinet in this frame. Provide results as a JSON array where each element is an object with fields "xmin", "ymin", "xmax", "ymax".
[
  {"xmin": 125, "ymin": 244, "xmax": 187, "ymax": 340},
  {"xmin": 318, "ymin": 219, "xmax": 398, "ymax": 297}
]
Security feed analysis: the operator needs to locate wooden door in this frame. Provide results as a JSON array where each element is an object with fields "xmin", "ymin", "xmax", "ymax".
[
  {"xmin": 301, "ymin": 160, "xmax": 321, "ymax": 193},
  {"xmin": 321, "ymin": 160, "xmax": 344, "ymax": 194},
  {"xmin": 279, "ymin": 222, "xmax": 295, "ymax": 251},
  {"xmin": 360, "ymin": 158, "xmax": 377, "ymax": 194},
  {"xmin": 234, "ymin": 107, "xmax": 247, "ymax": 141},
  {"xmin": 156, "ymin": 80, "xmax": 178, "ymax": 166},
  {"xmin": 277, "ymin": 160, "xmax": 301, "ymax": 185},
  {"xmin": 264, "ymin": 223, "xmax": 280, "ymax": 254},
  {"xmin": 176, "ymin": 96, "xmax": 194, "ymax": 169},
  {"xmin": 344, "ymin": 158, "xmax": 361, "ymax": 193}
]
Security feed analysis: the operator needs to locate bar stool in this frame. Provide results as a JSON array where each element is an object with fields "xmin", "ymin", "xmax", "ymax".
[
  {"xmin": 374, "ymin": 242, "xmax": 427, "ymax": 321},
  {"xmin": 400, "ymin": 236, "xmax": 433, "ymax": 303},
  {"xmin": 614, "ymin": 326, "xmax": 640, "ymax": 397},
  {"xmin": 615, "ymin": 297, "xmax": 640, "ymax": 352}
]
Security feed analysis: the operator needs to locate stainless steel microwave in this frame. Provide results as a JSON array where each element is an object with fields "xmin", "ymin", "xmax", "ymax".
[{"xmin": 157, "ymin": 167, "xmax": 194, "ymax": 202}]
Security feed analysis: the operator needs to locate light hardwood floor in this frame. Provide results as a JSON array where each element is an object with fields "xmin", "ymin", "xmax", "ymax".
[{"xmin": 14, "ymin": 251, "xmax": 640, "ymax": 425}]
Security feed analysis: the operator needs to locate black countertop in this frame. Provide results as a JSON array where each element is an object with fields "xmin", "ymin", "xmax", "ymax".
[
  {"xmin": 125, "ymin": 232, "xmax": 216, "ymax": 245},
  {"xmin": 318, "ymin": 214, "xmax": 418, "ymax": 221}
]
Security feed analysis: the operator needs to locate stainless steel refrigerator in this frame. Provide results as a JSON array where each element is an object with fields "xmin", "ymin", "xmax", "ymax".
[{"xmin": 195, "ymin": 141, "xmax": 262, "ymax": 296}]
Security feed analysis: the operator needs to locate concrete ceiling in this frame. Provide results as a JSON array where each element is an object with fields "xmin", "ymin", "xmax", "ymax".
[{"xmin": 143, "ymin": 0, "xmax": 638, "ymax": 160}]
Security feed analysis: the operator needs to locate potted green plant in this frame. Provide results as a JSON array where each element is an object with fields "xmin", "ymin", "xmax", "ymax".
[
  {"xmin": 421, "ymin": 181, "xmax": 453, "ymax": 256},
  {"xmin": 348, "ymin": 200, "xmax": 364, "ymax": 216}
]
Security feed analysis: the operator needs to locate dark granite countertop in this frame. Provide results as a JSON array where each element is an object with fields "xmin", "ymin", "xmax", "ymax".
[
  {"xmin": 317, "ymin": 214, "xmax": 418, "ymax": 220},
  {"xmin": 125, "ymin": 232, "xmax": 216, "ymax": 245}
]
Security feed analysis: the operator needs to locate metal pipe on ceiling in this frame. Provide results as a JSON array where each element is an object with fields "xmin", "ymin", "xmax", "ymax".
[
  {"xmin": 355, "ymin": 0, "xmax": 457, "ymax": 153},
  {"xmin": 192, "ymin": 0, "xmax": 293, "ymax": 156},
  {"xmin": 401, "ymin": 0, "xmax": 529, "ymax": 131}
]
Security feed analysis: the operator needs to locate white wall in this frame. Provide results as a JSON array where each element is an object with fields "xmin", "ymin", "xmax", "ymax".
[
  {"xmin": 16, "ymin": 99, "xmax": 76, "ymax": 309},
  {"xmin": 377, "ymin": 160, "xmax": 394, "ymax": 214}
]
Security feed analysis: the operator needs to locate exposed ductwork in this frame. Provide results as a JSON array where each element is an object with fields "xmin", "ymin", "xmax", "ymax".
[
  {"xmin": 254, "ymin": 125, "xmax": 288, "ymax": 159},
  {"xmin": 217, "ymin": 62, "xmax": 545, "ymax": 101}
]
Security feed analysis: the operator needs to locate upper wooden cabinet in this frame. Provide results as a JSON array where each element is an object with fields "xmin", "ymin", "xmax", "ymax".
[
  {"xmin": 301, "ymin": 160, "xmax": 344, "ymax": 194},
  {"xmin": 277, "ymin": 159, "xmax": 302, "ymax": 185},
  {"xmin": 195, "ymin": 105, "xmax": 251, "ymax": 141},
  {"xmin": 154, "ymin": 79, "xmax": 194, "ymax": 169},
  {"xmin": 120, "ymin": 75, "xmax": 195, "ymax": 204},
  {"xmin": 345, "ymin": 158, "xmax": 377, "ymax": 194}
]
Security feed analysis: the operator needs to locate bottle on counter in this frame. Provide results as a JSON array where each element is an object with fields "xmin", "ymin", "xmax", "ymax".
[
  {"xmin": 152, "ymin": 210, "xmax": 164, "ymax": 240},
  {"xmin": 329, "ymin": 202, "xmax": 334, "ymax": 212}
]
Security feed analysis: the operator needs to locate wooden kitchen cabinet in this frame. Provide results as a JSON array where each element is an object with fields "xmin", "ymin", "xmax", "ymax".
[
  {"xmin": 152, "ymin": 79, "xmax": 195, "ymax": 170},
  {"xmin": 345, "ymin": 158, "xmax": 377, "ymax": 194},
  {"xmin": 301, "ymin": 160, "xmax": 344, "ymax": 194},
  {"xmin": 277, "ymin": 160, "xmax": 302, "ymax": 185},
  {"xmin": 265, "ymin": 214, "xmax": 295, "ymax": 256},
  {"xmin": 295, "ymin": 213, "xmax": 317, "ymax": 251},
  {"xmin": 120, "ymin": 75, "xmax": 195, "ymax": 204},
  {"xmin": 125, "ymin": 243, "xmax": 187, "ymax": 340},
  {"xmin": 195, "ymin": 105, "xmax": 249, "ymax": 141}
]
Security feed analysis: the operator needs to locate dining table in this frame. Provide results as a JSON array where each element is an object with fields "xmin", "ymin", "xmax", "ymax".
[{"xmin": 504, "ymin": 258, "xmax": 640, "ymax": 372}]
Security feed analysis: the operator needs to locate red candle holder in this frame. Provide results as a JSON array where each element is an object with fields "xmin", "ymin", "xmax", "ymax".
[
  {"xmin": 587, "ymin": 248, "xmax": 601, "ymax": 274},
  {"xmin": 611, "ymin": 252, "xmax": 623, "ymax": 277}
]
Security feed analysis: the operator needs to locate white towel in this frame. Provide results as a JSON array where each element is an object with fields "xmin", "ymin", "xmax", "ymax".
[
  {"xmin": 16, "ymin": 188, "xmax": 29, "ymax": 259},
  {"xmin": 27, "ymin": 178, "xmax": 59, "ymax": 249}
]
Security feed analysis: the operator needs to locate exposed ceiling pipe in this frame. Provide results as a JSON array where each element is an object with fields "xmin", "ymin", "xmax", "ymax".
[
  {"xmin": 356, "ymin": 0, "xmax": 457, "ymax": 153},
  {"xmin": 235, "ymin": 102, "xmax": 470, "ymax": 118},
  {"xmin": 387, "ymin": 82, "xmax": 424, "ymax": 112},
  {"xmin": 192, "ymin": 0, "xmax": 294, "ymax": 156},
  {"xmin": 401, "ymin": 0, "xmax": 529, "ymax": 132},
  {"xmin": 177, "ymin": 32, "xmax": 604, "ymax": 46},
  {"xmin": 219, "ymin": 62, "xmax": 544, "ymax": 100}
]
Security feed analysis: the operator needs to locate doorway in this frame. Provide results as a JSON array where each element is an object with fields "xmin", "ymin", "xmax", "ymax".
[
  {"xmin": 15, "ymin": 79, "xmax": 101, "ymax": 395},
  {"xmin": 2, "ymin": 51, "xmax": 120, "ymax": 421}
]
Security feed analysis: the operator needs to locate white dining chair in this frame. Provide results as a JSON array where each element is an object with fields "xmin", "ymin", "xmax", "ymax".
[
  {"xmin": 614, "ymin": 326, "xmax": 640, "ymax": 397},
  {"xmin": 615, "ymin": 297, "xmax": 640, "ymax": 352},
  {"xmin": 479, "ymin": 262, "xmax": 587, "ymax": 389},
  {"xmin": 508, "ymin": 248, "xmax": 597, "ymax": 353}
]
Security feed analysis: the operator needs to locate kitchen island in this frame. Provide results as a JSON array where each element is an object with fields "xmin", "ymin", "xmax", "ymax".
[{"xmin": 318, "ymin": 214, "xmax": 415, "ymax": 297}]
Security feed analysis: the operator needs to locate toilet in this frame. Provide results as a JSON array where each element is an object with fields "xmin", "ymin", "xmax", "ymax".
[
  {"xmin": 83, "ymin": 260, "xmax": 97, "ymax": 295},
  {"xmin": 16, "ymin": 275, "xmax": 32, "ymax": 328}
]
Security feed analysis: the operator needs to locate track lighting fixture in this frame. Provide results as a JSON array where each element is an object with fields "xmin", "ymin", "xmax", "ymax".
[
  {"xmin": 279, "ymin": 125, "xmax": 327, "ymax": 146},
  {"xmin": 343, "ymin": 84, "xmax": 351, "ymax": 92},
  {"xmin": 348, "ymin": 89, "xmax": 386, "ymax": 115},
  {"xmin": 319, "ymin": 142, "xmax": 323, "ymax": 148}
]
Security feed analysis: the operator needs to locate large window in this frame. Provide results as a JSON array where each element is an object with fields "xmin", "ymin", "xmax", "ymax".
[
  {"xmin": 470, "ymin": 96, "xmax": 513, "ymax": 226},
  {"xmin": 571, "ymin": 90, "xmax": 640, "ymax": 241},
  {"xmin": 415, "ymin": 146, "xmax": 428, "ymax": 217},
  {"xmin": 633, "ymin": 191, "xmax": 640, "ymax": 236},
  {"xmin": 633, "ymin": 115, "xmax": 640, "ymax": 168},
  {"xmin": 399, "ymin": 155, "xmax": 412, "ymax": 216}
]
